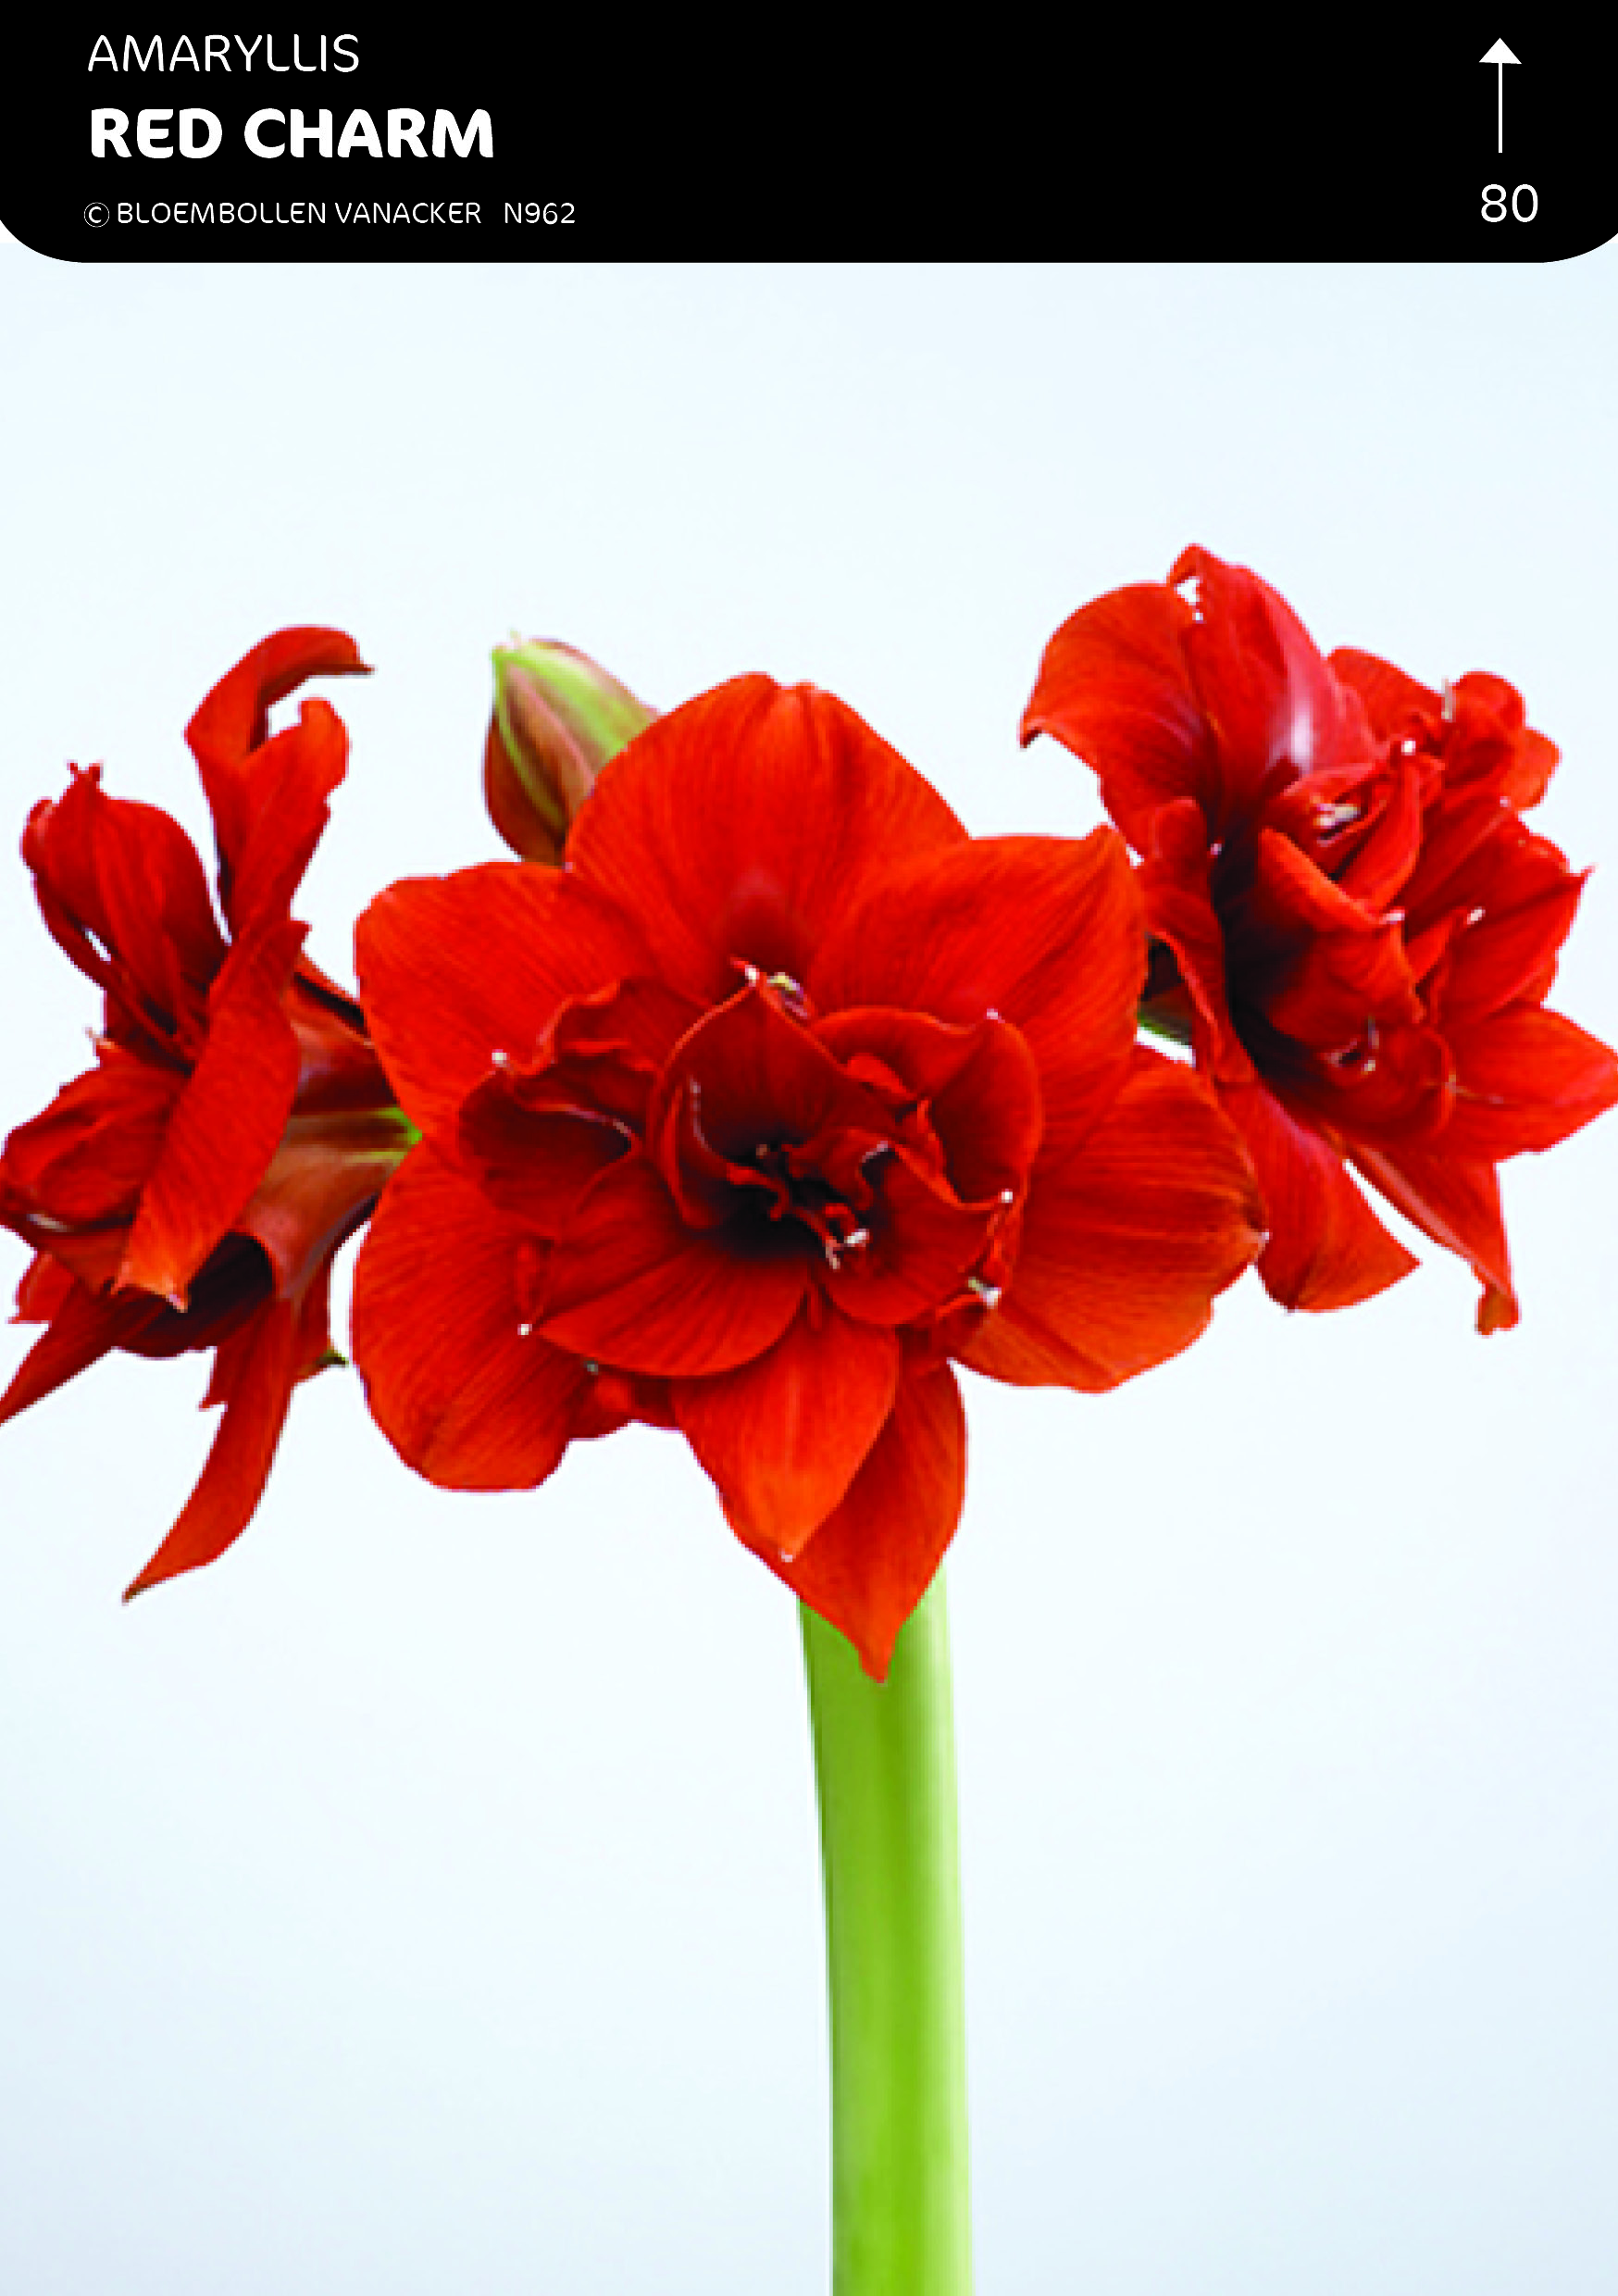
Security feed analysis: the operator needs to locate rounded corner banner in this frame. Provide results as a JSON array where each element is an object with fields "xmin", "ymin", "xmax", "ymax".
[{"xmin": 4, "ymin": 22, "xmax": 1617, "ymax": 264}]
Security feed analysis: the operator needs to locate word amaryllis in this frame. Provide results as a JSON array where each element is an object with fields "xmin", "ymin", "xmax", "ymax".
[
  {"xmin": 0, "ymin": 630, "xmax": 411, "ymax": 1591},
  {"xmin": 353, "ymin": 675, "xmax": 1262, "ymax": 1674},
  {"xmin": 1024, "ymin": 547, "xmax": 1618, "ymax": 1329}
]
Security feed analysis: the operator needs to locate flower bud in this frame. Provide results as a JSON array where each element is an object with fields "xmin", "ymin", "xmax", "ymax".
[{"xmin": 485, "ymin": 639, "xmax": 656, "ymax": 865}]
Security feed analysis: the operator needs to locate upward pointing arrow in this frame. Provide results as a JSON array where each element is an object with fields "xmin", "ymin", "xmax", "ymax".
[{"xmin": 1481, "ymin": 39, "xmax": 1520, "ymax": 155}]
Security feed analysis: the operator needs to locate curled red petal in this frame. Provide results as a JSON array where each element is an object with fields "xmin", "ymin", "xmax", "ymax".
[
  {"xmin": 674, "ymin": 1305, "xmax": 900, "ymax": 1559},
  {"xmin": 753, "ymin": 1363, "xmax": 966, "ymax": 1682},
  {"xmin": 566, "ymin": 676, "xmax": 965, "ymax": 1006},
  {"xmin": 352, "ymin": 1142, "xmax": 595, "ymax": 1490},
  {"xmin": 212, "ymin": 698, "xmax": 349, "ymax": 935},
  {"xmin": 185, "ymin": 628, "xmax": 368, "ymax": 909},
  {"xmin": 123, "ymin": 1297, "xmax": 299, "ymax": 1599},
  {"xmin": 186, "ymin": 627, "xmax": 369, "ymax": 775},
  {"xmin": 964, "ymin": 1048, "xmax": 1263, "ymax": 1390}
]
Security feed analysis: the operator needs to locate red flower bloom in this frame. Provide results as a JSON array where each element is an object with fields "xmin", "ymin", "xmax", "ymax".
[
  {"xmin": 353, "ymin": 676, "xmax": 1261, "ymax": 1675},
  {"xmin": 0, "ymin": 630, "xmax": 410, "ymax": 1594},
  {"xmin": 1023, "ymin": 547, "xmax": 1618, "ymax": 1328}
]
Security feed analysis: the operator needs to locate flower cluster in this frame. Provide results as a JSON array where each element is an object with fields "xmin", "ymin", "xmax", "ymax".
[
  {"xmin": 1024, "ymin": 548, "xmax": 1618, "ymax": 1329},
  {"xmin": 0, "ymin": 632, "xmax": 411, "ymax": 1594},
  {"xmin": 4, "ymin": 560, "xmax": 1612, "ymax": 1664}
]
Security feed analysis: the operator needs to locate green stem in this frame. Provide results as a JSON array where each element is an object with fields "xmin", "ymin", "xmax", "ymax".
[{"xmin": 801, "ymin": 1578, "xmax": 973, "ymax": 2296}]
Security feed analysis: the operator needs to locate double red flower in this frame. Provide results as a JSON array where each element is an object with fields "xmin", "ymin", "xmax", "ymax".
[
  {"xmin": 0, "ymin": 630, "xmax": 408, "ymax": 1593},
  {"xmin": 353, "ymin": 676, "xmax": 1262, "ymax": 1675},
  {"xmin": 1024, "ymin": 548, "xmax": 1618, "ymax": 1329}
]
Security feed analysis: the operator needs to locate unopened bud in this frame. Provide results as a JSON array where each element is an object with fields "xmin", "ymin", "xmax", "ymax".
[{"xmin": 485, "ymin": 639, "xmax": 656, "ymax": 865}]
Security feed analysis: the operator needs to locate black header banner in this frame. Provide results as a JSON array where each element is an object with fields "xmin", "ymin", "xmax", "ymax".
[{"xmin": 6, "ymin": 19, "xmax": 1615, "ymax": 263}]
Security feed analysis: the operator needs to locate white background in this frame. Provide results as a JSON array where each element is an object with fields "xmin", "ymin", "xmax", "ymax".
[{"xmin": 2, "ymin": 253, "xmax": 1616, "ymax": 2293}]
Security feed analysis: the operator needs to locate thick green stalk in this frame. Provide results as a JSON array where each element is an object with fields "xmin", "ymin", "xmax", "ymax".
[{"xmin": 801, "ymin": 1578, "xmax": 972, "ymax": 2295}]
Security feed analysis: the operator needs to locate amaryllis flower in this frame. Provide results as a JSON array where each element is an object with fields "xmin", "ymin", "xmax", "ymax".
[
  {"xmin": 353, "ymin": 676, "xmax": 1261, "ymax": 1675},
  {"xmin": 1023, "ymin": 547, "xmax": 1618, "ymax": 1328},
  {"xmin": 0, "ymin": 630, "xmax": 411, "ymax": 1594}
]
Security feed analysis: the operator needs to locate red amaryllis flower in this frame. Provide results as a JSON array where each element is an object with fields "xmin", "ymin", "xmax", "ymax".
[
  {"xmin": 0, "ymin": 630, "xmax": 411, "ymax": 1594},
  {"xmin": 353, "ymin": 676, "xmax": 1261, "ymax": 1676},
  {"xmin": 1022, "ymin": 547, "xmax": 1618, "ymax": 1329}
]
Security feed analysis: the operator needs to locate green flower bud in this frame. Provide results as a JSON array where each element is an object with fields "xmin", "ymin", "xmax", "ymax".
[{"xmin": 485, "ymin": 639, "xmax": 656, "ymax": 865}]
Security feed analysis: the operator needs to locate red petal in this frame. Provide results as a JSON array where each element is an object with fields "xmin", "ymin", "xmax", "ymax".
[
  {"xmin": 212, "ymin": 699, "xmax": 349, "ymax": 934},
  {"xmin": 24, "ymin": 769, "xmax": 225, "ymax": 1050},
  {"xmin": 1440, "ymin": 1007, "xmax": 1618, "ymax": 1161},
  {"xmin": 1448, "ymin": 674, "xmax": 1558, "ymax": 809},
  {"xmin": 1349, "ymin": 1142, "xmax": 1517, "ymax": 1331},
  {"xmin": 674, "ymin": 1305, "xmax": 900, "ymax": 1558},
  {"xmin": 0, "ymin": 1275, "xmax": 141, "ymax": 1426},
  {"xmin": 539, "ymin": 1153, "xmax": 807, "ymax": 1376},
  {"xmin": 458, "ymin": 1089, "xmax": 630, "ymax": 1239},
  {"xmin": 815, "ymin": 1005, "xmax": 1043, "ymax": 1204},
  {"xmin": 185, "ymin": 629, "xmax": 368, "ymax": 905},
  {"xmin": 1439, "ymin": 867, "xmax": 1585, "ymax": 1027},
  {"xmin": 814, "ymin": 830, "xmax": 1143, "ymax": 1155},
  {"xmin": 0, "ymin": 1050, "xmax": 179, "ymax": 1230},
  {"xmin": 356, "ymin": 865, "xmax": 646, "ymax": 1146},
  {"xmin": 351, "ymin": 1143, "xmax": 595, "ymax": 1489},
  {"xmin": 238, "ymin": 1104, "xmax": 404, "ymax": 1298},
  {"xmin": 1169, "ymin": 547, "xmax": 1373, "ymax": 808},
  {"xmin": 964, "ymin": 1048, "xmax": 1262, "ymax": 1389},
  {"xmin": 1326, "ymin": 648, "xmax": 1438, "ymax": 742},
  {"xmin": 1139, "ymin": 800, "xmax": 1250, "ymax": 1080},
  {"xmin": 648, "ymin": 977, "xmax": 892, "ymax": 1219},
  {"xmin": 186, "ymin": 628, "xmax": 368, "ymax": 772},
  {"xmin": 753, "ymin": 1364, "xmax": 966, "ymax": 1682},
  {"xmin": 123, "ymin": 1299, "xmax": 298, "ymax": 1597},
  {"xmin": 566, "ymin": 677, "xmax": 965, "ymax": 1006},
  {"xmin": 824, "ymin": 1147, "xmax": 1007, "ymax": 1328},
  {"xmin": 12, "ymin": 1252, "xmax": 76, "ymax": 1324},
  {"xmin": 120, "ymin": 921, "xmax": 305, "ymax": 1304},
  {"xmin": 1021, "ymin": 579, "xmax": 1217, "ymax": 849},
  {"xmin": 1229, "ymin": 1078, "xmax": 1418, "ymax": 1311}
]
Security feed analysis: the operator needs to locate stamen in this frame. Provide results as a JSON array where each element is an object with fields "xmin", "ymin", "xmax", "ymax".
[{"xmin": 967, "ymin": 1277, "xmax": 1002, "ymax": 1309}]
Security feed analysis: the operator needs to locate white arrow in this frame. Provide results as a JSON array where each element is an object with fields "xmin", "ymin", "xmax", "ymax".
[{"xmin": 1481, "ymin": 39, "xmax": 1520, "ymax": 156}]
